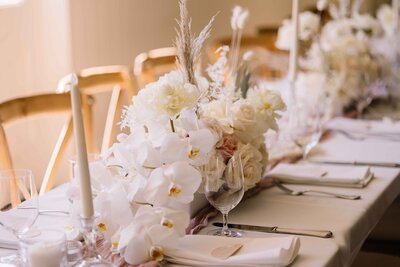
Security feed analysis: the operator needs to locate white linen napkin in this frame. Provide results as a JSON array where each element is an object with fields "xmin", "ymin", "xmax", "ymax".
[
  {"xmin": 327, "ymin": 117, "xmax": 400, "ymax": 135},
  {"xmin": 0, "ymin": 227, "xmax": 18, "ymax": 250},
  {"xmin": 165, "ymin": 235, "xmax": 300, "ymax": 267},
  {"xmin": 266, "ymin": 163, "xmax": 373, "ymax": 188}
]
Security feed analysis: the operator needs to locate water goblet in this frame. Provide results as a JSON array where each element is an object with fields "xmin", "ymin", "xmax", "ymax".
[
  {"xmin": 203, "ymin": 154, "xmax": 245, "ymax": 237},
  {"xmin": 0, "ymin": 169, "xmax": 38, "ymax": 265},
  {"xmin": 288, "ymin": 103, "xmax": 323, "ymax": 160}
]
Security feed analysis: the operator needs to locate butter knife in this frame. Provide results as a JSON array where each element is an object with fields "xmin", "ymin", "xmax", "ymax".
[
  {"xmin": 212, "ymin": 222, "xmax": 333, "ymax": 238},
  {"xmin": 309, "ymin": 160, "xmax": 400, "ymax": 168}
]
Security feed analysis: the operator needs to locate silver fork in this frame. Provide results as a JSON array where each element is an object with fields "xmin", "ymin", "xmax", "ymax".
[{"xmin": 273, "ymin": 180, "xmax": 361, "ymax": 200}]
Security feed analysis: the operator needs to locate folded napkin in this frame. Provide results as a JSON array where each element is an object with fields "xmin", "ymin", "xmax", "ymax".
[
  {"xmin": 165, "ymin": 235, "xmax": 300, "ymax": 267},
  {"xmin": 327, "ymin": 117, "xmax": 400, "ymax": 135},
  {"xmin": 0, "ymin": 227, "xmax": 18, "ymax": 250},
  {"xmin": 266, "ymin": 163, "xmax": 373, "ymax": 188}
]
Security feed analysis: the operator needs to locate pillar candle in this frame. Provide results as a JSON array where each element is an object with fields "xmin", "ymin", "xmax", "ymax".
[
  {"xmin": 289, "ymin": 0, "xmax": 299, "ymax": 83},
  {"xmin": 70, "ymin": 73, "xmax": 94, "ymax": 219}
]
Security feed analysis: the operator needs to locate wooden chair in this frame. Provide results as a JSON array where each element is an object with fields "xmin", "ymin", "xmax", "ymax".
[
  {"xmin": 208, "ymin": 33, "xmax": 288, "ymax": 80},
  {"xmin": 57, "ymin": 65, "xmax": 136, "ymax": 155},
  {"xmin": 133, "ymin": 47, "xmax": 177, "ymax": 89},
  {"xmin": 0, "ymin": 92, "xmax": 72, "ymax": 200}
]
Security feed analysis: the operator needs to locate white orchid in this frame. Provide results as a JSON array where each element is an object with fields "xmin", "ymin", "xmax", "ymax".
[
  {"xmin": 275, "ymin": 11, "xmax": 320, "ymax": 51},
  {"xmin": 143, "ymin": 161, "xmax": 202, "ymax": 207},
  {"xmin": 118, "ymin": 206, "xmax": 189, "ymax": 265},
  {"xmin": 93, "ymin": 181, "xmax": 135, "ymax": 241}
]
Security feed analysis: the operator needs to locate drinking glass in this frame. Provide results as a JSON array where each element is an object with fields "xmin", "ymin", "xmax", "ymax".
[
  {"xmin": 0, "ymin": 169, "xmax": 38, "ymax": 265},
  {"xmin": 203, "ymin": 154, "xmax": 245, "ymax": 237},
  {"xmin": 19, "ymin": 228, "xmax": 68, "ymax": 267},
  {"xmin": 288, "ymin": 103, "xmax": 323, "ymax": 160}
]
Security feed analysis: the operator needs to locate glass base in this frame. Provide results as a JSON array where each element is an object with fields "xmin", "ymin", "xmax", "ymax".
[
  {"xmin": 74, "ymin": 256, "xmax": 116, "ymax": 267},
  {"xmin": 0, "ymin": 253, "xmax": 20, "ymax": 265},
  {"xmin": 208, "ymin": 228, "xmax": 244, "ymax": 238}
]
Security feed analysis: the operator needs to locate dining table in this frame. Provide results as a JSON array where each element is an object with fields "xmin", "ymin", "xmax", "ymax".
[{"xmin": 1, "ymin": 117, "xmax": 400, "ymax": 267}]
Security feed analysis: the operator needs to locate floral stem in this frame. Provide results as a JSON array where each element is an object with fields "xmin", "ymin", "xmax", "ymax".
[{"xmin": 170, "ymin": 119, "xmax": 176, "ymax": 133}]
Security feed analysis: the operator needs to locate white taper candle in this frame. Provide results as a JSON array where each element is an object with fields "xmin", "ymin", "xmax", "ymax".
[
  {"xmin": 394, "ymin": 0, "xmax": 399, "ymax": 30},
  {"xmin": 289, "ymin": 0, "xmax": 299, "ymax": 83},
  {"xmin": 70, "ymin": 73, "xmax": 94, "ymax": 219}
]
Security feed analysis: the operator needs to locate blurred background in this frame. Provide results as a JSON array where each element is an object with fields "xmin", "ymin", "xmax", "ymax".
[{"xmin": 0, "ymin": 0, "xmax": 389, "ymax": 185}]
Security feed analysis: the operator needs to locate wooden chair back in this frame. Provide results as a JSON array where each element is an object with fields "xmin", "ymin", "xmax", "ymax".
[
  {"xmin": 133, "ymin": 47, "xmax": 177, "ymax": 88},
  {"xmin": 58, "ymin": 65, "xmax": 136, "ymax": 155},
  {"xmin": 0, "ymin": 92, "xmax": 72, "ymax": 201},
  {"xmin": 208, "ymin": 32, "xmax": 288, "ymax": 79}
]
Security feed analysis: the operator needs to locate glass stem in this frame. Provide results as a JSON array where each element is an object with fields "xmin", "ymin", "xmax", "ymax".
[{"xmin": 222, "ymin": 213, "xmax": 229, "ymax": 236}]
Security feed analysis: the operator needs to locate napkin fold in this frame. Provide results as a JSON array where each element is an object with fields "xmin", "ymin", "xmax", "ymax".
[
  {"xmin": 0, "ymin": 227, "xmax": 18, "ymax": 250},
  {"xmin": 165, "ymin": 235, "xmax": 300, "ymax": 267},
  {"xmin": 266, "ymin": 163, "xmax": 373, "ymax": 188}
]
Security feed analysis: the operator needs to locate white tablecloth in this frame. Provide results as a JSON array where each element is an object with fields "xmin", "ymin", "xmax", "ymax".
[{"xmin": 1, "ymin": 119, "xmax": 400, "ymax": 267}]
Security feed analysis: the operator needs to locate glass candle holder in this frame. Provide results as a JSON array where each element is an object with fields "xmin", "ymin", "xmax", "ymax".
[{"xmin": 19, "ymin": 228, "xmax": 68, "ymax": 267}]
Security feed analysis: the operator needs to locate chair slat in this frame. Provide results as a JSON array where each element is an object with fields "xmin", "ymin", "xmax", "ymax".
[{"xmin": 40, "ymin": 115, "xmax": 73, "ymax": 195}]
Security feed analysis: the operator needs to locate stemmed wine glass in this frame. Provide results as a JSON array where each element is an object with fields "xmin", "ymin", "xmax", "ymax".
[
  {"xmin": 288, "ymin": 102, "xmax": 323, "ymax": 160},
  {"xmin": 203, "ymin": 154, "xmax": 245, "ymax": 237},
  {"xmin": 0, "ymin": 169, "xmax": 39, "ymax": 265}
]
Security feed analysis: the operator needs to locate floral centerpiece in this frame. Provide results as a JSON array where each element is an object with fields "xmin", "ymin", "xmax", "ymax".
[
  {"xmin": 276, "ymin": 0, "xmax": 387, "ymax": 115},
  {"xmin": 369, "ymin": 3, "xmax": 400, "ymax": 99},
  {"xmin": 68, "ymin": 1, "xmax": 284, "ymax": 265}
]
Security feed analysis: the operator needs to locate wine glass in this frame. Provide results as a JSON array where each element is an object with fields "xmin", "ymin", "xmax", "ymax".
[
  {"xmin": 0, "ymin": 169, "xmax": 39, "ymax": 265},
  {"xmin": 288, "ymin": 102, "xmax": 323, "ymax": 160},
  {"xmin": 203, "ymin": 154, "xmax": 244, "ymax": 237}
]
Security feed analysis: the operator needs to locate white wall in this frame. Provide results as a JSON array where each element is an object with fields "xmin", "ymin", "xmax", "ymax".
[
  {"xmin": 0, "ymin": 0, "xmax": 386, "ymax": 187},
  {"xmin": 0, "ymin": 0, "xmax": 73, "ymax": 186}
]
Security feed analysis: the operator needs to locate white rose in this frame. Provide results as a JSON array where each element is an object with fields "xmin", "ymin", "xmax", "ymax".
[
  {"xmin": 237, "ymin": 143, "xmax": 264, "ymax": 190},
  {"xmin": 275, "ymin": 11, "xmax": 320, "ymax": 50},
  {"xmin": 231, "ymin": 99, "xmax": 257, "ymax": 131},
  {"xmin": 317, "ymin": 0, "xmax": 329, "ymax": 11},
  {"xmin": 350, "ymin": 14, "xmax": 383, "ymax": 37},
  {"xmin": 321, "ymin": 20, "xmax": 353, "ymax": 50},
  {"xmin": 246, "ymin": 87, "xmax": 285, "ymax": 132},
  {"xmin": 156, "ymin": 72, "xmax": 200, "ymax": 118},
  {"xmin": 275, "ymin": 19, "xmax": 292, "ymax": 51},
  {"xmin": 200, "ymin": 99, "xmax": 234, "ymax": 134},
  {"xmin": 299, "ymin": 11, "xmax": 321, "ymax": 41},
  {"xmin": 377, "ymin": 4, "xmax": 395, "ymax": 34}
]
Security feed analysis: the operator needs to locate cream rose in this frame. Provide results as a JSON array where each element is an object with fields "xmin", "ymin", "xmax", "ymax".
[
  {"xmin": 237, "ymin": 143, "xmax": 264, "ymax": 190},
  {"xmin": 231, "ymin": 99, "xmax": 257, "ymax": 131},
  {"xmin": 200, "ymin": 99, "xmax": 234, "ymax": 134}
]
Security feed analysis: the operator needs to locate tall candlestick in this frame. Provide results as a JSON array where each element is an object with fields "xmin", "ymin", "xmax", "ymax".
[
  {"xmin": 289, "ymin": 0, "xmax": 299, "ymax": 83},
  {"xmin": 70, "ymin": 73, "xmax": 94, "ymax": 219},
  {"xmin": 394, "ymin": 0, "xmax": 399, "ymax": 30}
]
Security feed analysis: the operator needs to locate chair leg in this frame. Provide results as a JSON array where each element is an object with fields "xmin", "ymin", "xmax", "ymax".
[{"xmin": 0, "ymin": 124, "xmax": 20, "ymax": 207}]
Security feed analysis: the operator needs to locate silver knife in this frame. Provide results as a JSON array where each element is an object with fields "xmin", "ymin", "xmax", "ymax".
[
  {"xmin": 212, "ymin": 222, "xmax": 333, "ymax": 238},
  {"xmin": 309, "ymin": 160, "xmax": 400, "ymax": 168}
]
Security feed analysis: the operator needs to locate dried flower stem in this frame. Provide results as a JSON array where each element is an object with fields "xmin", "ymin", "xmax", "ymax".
[{"xmin": 175, "ymin": 0, "xmax": 216, "ymax": 86}]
